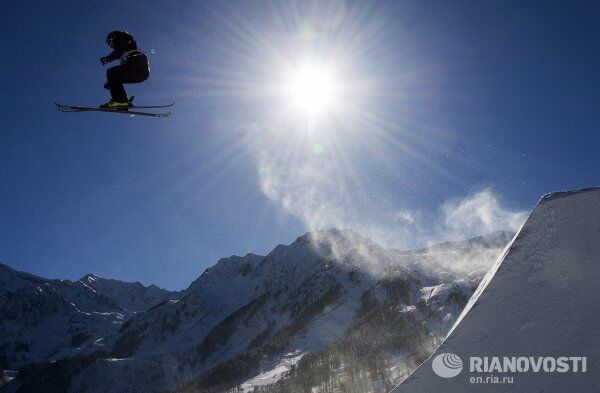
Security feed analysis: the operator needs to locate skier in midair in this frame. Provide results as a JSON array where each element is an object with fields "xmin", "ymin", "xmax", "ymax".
[{"xmin": 100, "ymin": 31, "xmax": 149, "ymax": 109}]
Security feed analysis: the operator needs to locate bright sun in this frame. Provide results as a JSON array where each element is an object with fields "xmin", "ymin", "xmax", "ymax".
[{"xmin": 287, "ymin": 63, "xmax": 337, "ymax": 115}]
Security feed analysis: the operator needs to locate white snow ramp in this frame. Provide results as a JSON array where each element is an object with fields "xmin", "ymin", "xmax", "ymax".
[{"xmin": 393, "ymin": 187, "xmax": 600, "ymax": 392}]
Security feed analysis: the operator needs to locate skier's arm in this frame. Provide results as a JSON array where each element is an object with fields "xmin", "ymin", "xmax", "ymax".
[
  {"xmin": 104, "ymin": 49, "xmax": 125, "ymax": 62},
  {"xmin": 101, "ymin": 49, "xmax": 123, "ymax": 65}
]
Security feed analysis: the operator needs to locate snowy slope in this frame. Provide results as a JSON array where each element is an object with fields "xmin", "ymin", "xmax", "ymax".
[{"xmin": 393, "ymin": 187, "xmax": 600, "ymax": 392}]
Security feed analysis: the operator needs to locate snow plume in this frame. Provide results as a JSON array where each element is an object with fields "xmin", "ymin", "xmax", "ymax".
[
  {"xmin": 439, "ymin": 189, "xmax": 528, "ymax": 243},
  {"xmin": 256, "ymin": 134, "xmax": 525, "ymax": 249},
  {"xmin": 305, "ymin": 228, "xmax": 395, "ymax": 277},
  {"xmin": 415, "ymin": 236, "xmax": 515, "ymax": 276},
  {"xmin": 257, "ymin": 145, "xmax": 352, "ymax": 230},
  {"xmin": 248, "ymin": 119, "xmax": 526, "ymax": 274}
]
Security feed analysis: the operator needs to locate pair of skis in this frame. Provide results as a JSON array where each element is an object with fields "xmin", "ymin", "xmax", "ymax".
[{"xmin": 55, "ymin": 99, "xmax": 173, "ymax": 118}]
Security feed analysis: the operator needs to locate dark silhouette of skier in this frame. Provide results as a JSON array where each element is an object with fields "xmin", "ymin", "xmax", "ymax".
[{"xmin": 100, "ymin": 31, "xmax": 149, "ymax": 109}]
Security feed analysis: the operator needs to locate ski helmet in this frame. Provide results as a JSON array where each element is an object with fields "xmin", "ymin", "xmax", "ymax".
[{"xmin": 106, "ymin": 31, "xmax": 120, "ymax": 47}]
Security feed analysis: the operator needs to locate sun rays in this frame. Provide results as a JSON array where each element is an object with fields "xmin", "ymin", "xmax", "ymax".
[{"xmin": 170, "ymin": 1, "xmax": 466, "ymax": 247}]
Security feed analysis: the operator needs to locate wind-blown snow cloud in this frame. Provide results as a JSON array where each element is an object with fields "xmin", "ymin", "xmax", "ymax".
[
  {"xmin": 256, "ymin": 139, "xmax": 526, "ymax": 249},
  {"xmin": 244, "ymin": 116, "xmax": 529, "ymax": 278},
  {"xmin": 393, "ymin": 210, "xmax": 416, "ymax": 225},
  {"xmin": 248, "ymin": 114, "xmax": 527, "ymax": 252},
  {"xmin": 439, "ymin": 189, "xmax": 528, "ymax": 243},
  {"xmin": 257, "ymin": 147, "xmax": 350, "ymax": 230}
]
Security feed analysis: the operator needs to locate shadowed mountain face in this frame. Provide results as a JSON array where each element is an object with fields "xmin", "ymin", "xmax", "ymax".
[
  {"xmin": 1, "ymin": 229, "xmax": 513, "ymax": 393},
  {"xmin": 0, "ymin": 265, "xmax": 177, "ymax": 370}
]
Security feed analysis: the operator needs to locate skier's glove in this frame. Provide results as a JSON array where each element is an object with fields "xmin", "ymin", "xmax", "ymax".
[{"xmin": 100, "ymin": 57, "xmax": 109, "ymax": 66}]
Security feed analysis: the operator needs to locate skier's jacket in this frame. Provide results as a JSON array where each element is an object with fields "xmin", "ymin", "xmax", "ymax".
[{"xmin": 106, "ymin": 31, "xmax": 149, "ymax": 76}]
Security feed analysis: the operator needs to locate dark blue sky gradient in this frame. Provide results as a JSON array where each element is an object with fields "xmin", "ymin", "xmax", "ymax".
[{"xmin": 1, "ymin": 1, "xmax": 599, "ymax": 289}]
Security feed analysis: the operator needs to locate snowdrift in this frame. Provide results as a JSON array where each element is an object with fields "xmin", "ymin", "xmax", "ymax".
[{"xmin": 393, "ymin": 187, "xmax": 600, "ymax": 392}]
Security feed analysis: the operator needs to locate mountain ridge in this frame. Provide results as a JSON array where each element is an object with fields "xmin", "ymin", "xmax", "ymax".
[
  {"xmin": 0, "ymin": 262, "xmax": 177, "ymax": 370},
  {"xmin": 1, "ymin": 229, "xmax": 513, "ymax": 393}
]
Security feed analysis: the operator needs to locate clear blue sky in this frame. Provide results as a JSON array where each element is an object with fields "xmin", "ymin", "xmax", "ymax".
[{"xmin": 1, "ymin": 1, "xmax": 598, "ymax": 290}]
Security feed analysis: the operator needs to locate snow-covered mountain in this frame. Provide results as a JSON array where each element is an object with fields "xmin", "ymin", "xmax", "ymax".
[
  {"xmin": 1, "ymin": 229, "xmax": 512, "ymax": 393},
  {"xmin": 78, "ymin": 273, "xmax": 175, "ymax": 312},
  {"xmin": 0, "ymin": 264, "xmax": 177, "ymax": 369},
  {"xmin": 393, "ymin": 187, "xmax": 600, "ymax": 392}
]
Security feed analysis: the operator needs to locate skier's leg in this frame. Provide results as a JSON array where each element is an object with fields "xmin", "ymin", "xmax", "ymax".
[
  {"xmin": 106, "ymin": 65, "xmax": 129, "ymax": 103},
  {"xmin": 107, "ymin": 65, "xmax": 148, "ymax": 103}
]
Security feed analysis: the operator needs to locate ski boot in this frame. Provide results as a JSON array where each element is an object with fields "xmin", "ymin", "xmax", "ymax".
[{"xmin": 100, "ymin": 100, "xmax": 132, "ymax": 110}]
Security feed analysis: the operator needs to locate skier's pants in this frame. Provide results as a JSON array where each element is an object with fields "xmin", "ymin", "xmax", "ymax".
[{"xmin": 106, "ymin": 65, "xmax": 149, "ymax": 102}]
